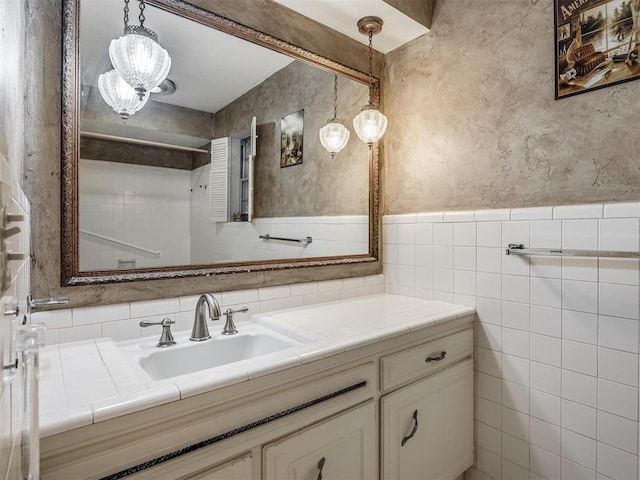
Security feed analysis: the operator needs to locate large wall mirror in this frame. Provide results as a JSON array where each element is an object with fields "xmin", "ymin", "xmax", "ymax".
[{"xmin": 62, "ymin": 0, "xmax": 380, "ymax": 285}]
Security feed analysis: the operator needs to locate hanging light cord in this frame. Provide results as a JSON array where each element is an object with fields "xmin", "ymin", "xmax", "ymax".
[
  {"xmin": 367, "ymin": 29, "xmax": 374, "ymax": 105},
  {"xmin": 123, "ymin": 0, "xmax": 147, "ymax": 30},
  {"xmin": 123, "ymin": 0, "xmax": 129, "ymax": 31},
  {"xmin": 138, "ymin": 0, "xmax": 146, "ymax": 27},
  {"xmin": 333, "ymin": 74, "xmax": 338, "ymax": 119}
]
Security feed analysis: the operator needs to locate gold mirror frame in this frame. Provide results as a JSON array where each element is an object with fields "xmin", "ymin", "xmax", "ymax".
[{"xmin": 61, "ymin": 0, "xmax": 380, "ymax": 286}]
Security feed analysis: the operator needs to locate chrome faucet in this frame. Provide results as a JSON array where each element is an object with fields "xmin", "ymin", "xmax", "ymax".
[
  {"xmin": 190, "ymin": 293, "xmax": 221, "ymax": 341},
  {"xmin": 140, "ymin": 318, "xmax": 176, "ymax": 347},
  {"xmin": 221, "ymin": 307, "xmax": 249, "ymax": 335}
]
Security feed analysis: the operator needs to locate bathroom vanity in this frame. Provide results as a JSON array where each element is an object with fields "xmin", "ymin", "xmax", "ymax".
[{"xmin": 39, "ymin": 295, "xmax": 475, "ymax": 479}]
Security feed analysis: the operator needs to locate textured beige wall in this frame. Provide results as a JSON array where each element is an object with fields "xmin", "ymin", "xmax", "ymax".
[
  {"xmin": 383, "ymin": 0, "xmax": 640, "ymax": 214},
  {"xmin": 25, "ymin": 0, "xmax": 381, "ymax": 307},
  {"xmin": 214, "ymin": 60, "xmax": 370, "ymax": 218}
]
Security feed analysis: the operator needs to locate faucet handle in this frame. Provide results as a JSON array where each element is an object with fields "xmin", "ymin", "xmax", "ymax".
[
  {"xmin": 140, "ymin": 318, "xmax": 176, "ymax": 347},
  {"xmin": 221, "ymin": 307, "xmax": 249, "ymax": 335}
]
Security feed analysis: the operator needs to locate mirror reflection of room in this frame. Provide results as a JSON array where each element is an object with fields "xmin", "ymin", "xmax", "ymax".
[{"xmin": 78, "ymin": 0, "xmax": 370, "ymax": 272}]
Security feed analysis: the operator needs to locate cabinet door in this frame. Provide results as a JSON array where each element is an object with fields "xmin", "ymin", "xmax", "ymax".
[
  {"xmin": 122, "ymin": 451, "xmax": 254, "ymax": 480},
  {"xmin": 263, "ymin": 401, "xmax": 376, "ymax": 480},
  {"xmin": 381, "ymin": 359, "xmax": 473, "ymax": 480}
]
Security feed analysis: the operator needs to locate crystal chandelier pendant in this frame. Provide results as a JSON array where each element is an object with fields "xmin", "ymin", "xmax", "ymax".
[
  {"xmin": 353, "ymin": 104, "xmax": 387, "ymax": 147},
  {"xmin": 98, "ymin": 69, "xmax": 149, "ymax": 122},
  {"xmin": 319, "ymin": 74, "xmax": 350, "ymax": 158},
  {"xmin": 319, "ymin": 119, "xmax": 350, "ymax": 159},
  {"xmin": 109, "ymin": 0, "xmax": 171, "ymax": 100}
]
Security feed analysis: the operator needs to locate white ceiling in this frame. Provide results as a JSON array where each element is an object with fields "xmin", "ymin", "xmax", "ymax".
[
  {"xmin": 80, "ymin": 0, "xmax": 294, "ymax": 114},
  {"xmin": 271, "ymin": 0, "xmax": 429, "ymax": 54}
]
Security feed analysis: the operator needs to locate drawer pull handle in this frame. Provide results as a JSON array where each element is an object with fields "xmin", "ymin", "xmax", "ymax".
[
  {"xmin": 401, "ymin": 410, "xmax": 419, "ymax": 446},
  {"xmin": 426, "ymin": 351, "xmax": 446, "ymax": 363},
  {"xmin": 317, "ymin": 457, "xmax": 325, "ymax": 480}
]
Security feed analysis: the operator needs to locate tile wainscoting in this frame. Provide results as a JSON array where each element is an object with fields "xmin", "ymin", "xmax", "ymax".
[
  {"xmin": 384, "ymin": 203, "xmax": 640, "ymax": 480},
  {"xmin": 34, "ymin": 275, "xmax": 385, "ymax": 346}
]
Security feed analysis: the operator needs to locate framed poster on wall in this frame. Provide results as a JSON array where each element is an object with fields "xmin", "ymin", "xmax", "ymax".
[{"xmin": 555, "ymin": 0, "xmax": 640, "ymax": 99}]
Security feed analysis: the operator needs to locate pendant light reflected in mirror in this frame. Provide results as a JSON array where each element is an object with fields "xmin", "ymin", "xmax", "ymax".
[
  {"xmin": 319, "ymin": 74, "xmax": 350, "ymax": 159},
  {"xmin": 98, "ymin": 69, "xmax": 149, "ymax": 122},
  {"xmin": 353, "ymin": 16, "xmax": 388, "ymax": 148},
  {"xmin": 109, "ymin": 0, "xmax": 172, "ymax": 100}
]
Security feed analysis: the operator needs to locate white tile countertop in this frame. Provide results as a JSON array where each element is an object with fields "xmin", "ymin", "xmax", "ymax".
[{"xmin": 39, "ymin": 294, "xmax": 475, "ymax": 438}]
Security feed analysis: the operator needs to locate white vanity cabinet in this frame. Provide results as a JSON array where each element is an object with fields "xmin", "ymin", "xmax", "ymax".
[
  {"xmin": 381, "ymin": 359, "xmax": 474, "ymax": 480},
  {"xmin": 40, "ymin": 313, "xmax": 475, "ymax": 480},
  {"xmin": 263, "ymin": 401, "xmax": 376, "ymax": 480}
]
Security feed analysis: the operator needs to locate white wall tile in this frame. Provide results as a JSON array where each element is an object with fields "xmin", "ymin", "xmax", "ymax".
[
  {"xmin": 477, "ymin": 421, "xmax": 502, "ymax": 455},
  {"xmin": 502, "ymin": 353, "xmax": 529, "ymax": 387},
  {"xmin": 454, "ymin": 246, "xmax": 476, "ymax": 270},
  {"xmin": 562, "ymin": 429, "xmax": 597, "ymax": 470},
  {"xmin": 554, "ymin": 204, "xmax": 604, "ymax": 220},
  {"xmin": 477, "ymin": 222, "xmax": 502, "ymax": 247},
  {"xmin": 477, "ymin": 297, "xmax": 502, "ymax": 325},
  {"xmin": 530, "ymin": 417, "xmax": 560, "ymax": 454},
  {"xmin": 502, "ymin": 380, "xmax": 530, "ymax": 414},
  {"xmin": 530, "ymin": 277, "xmax": 562, "ymax": 309},
  {"xmin": 503, "ymin": 221, "xmax": 530, "ymax": 247},
  {"xmin": 597, "ymin": 411, "xmax": 638, "ymax": 454},
  {"xmin": 477, "ymin": 247, "xmax": 502, "ymax": 273},
  {"xmin": 598, "ymin": 315, "xmax": 639, "ymax": 353},
  {"xmin": 414, "ymin": 223, "xmax": 433, "ymax": 245},
  {"xmin": 502, "ymin": 432, "xmax": 530, "ymax": 469},
  {"xmin": 72, "ymin": 303, "xmax": 130, "ymax": 326},
  {"xmin": 502, "ymin": 458, "xmax": 530, "ymax": 480},
  {"xmin": 478, "ymin": 323, "xmax": 503, "ymax": 351},
  {"xmin": 530, "ymin": 221, "xmax": 562, "ymax": 249},
  {"xmin": 561, "ymin": 458, "xmax": 596, "ymax": 480},
  {"xmin": 597, "ymin": 379, "xmax": 638, "ymax": 420},
  {"xmin": 454, "ymin": 222, "xmax": 476, "ymax": 246},
  {"xmin": 502, "ymin": 406, "xmax": 529, "ymax": 441},
  {"xmin": 530, "ymin": 390, "xmax": 561, "ymax": 425},
  {"xmin": 503, "ymin": 275, "xmax": 530, "ymax": 304},
  {"xmin": 563, "ymin": 280, "xmax": 598, "ymax": 314},
  {"xmin": 562, "ymin": 399, "xmax": 596, "ymax": 438},
  {"xmin": 562, "ymin": 258, "xmax": 598, "ymax": 282},
  {"xmin": 477, "ymin": 396, "xmax": 502, "ymax": 429},
  {"xmin": 599, "ymin": 218, "xmax": 639, "ymax": 252},
  {"xmin": 416, "ymin": 212, "xmax": 443, "ymax": 223},
  {"xmin": 562, "ymin": 370, "xmax": 597, "ymax": 407},
  {"xmin": 530, "ymin": 334, "xmax": 561, "ymax": 367},
  {"xmin": 433, "ymin": 267, "xmax": 453, "ymax": 292},
  {"xmin": 563, "ymin": 220, "xmax": 598, "ymax": 249},
  {"xmin": 562, "ymin": 340, "xmax": 597, "ymax": 376},
  {"xmin": 596, "ymin": 443, "xmax": 638, "ymax": 480},
  {"xmin": 503, "ymin": 251, "xmax": 530, "ymax": 276},
  {"xmin": 603, "ymin": 202, "xmax": 640, "ymax": 218},
  {"xmin": 503, "ymin": 327, "xmax": 530, "ymax": 358},
  {"xmin": 563, "ymin": 310, "xmax": 597, "ymax": 345},
  {"xmin": 502, "ymin": 301, "xmax": 530, "ymax": 332},
  {"xmin": 477, "ymin": 447, "xmax": 502, "ymax": 480},
  {"xmin": 443, "ymin": 211, "xmax": 474, "ymax": 222},
  {"xmin": 599, "ymin": 283, "xmax": 639, "ymax": 319},
  {"xmin": 475, "ymin": 209, "xmax": 510, "ymax": 222},
  {"xmin": 433, "ymin": 246, "xmax": 453, "ymax": 268},
  {"xmin": 477, "ymin": 347, "xmax": 502, "ymax": 377},
  {"xmin": 597, "ymin": 347, "xmax": 638, "ymax": 387},
  {"xmin": 414, "ymin": 245, "xmax": 432, "ymax": 267},
  {"xmin": 530, "ymin": 256, "xmax": 562, "ymax": 279},
  {"xmin": 477, "ymin": 272, "xmax": 502, "ymax": 299},
  {"xmin": 433, "ymin": 223, "xmax": 453, "ymax": 245},
  {"xmin": 477, "ymin": 372, "xmax": 502, "ymax": 403},
  {"xmin": 599, "ymin": 258, "xmax": 639, "ymax": 286},
  {"xmin": 530, "ymin": 444, "xmax": 560, "ymax": 480},
  {"xmin": 530, "ymin": 362, "xmax": 561, "ymax": 396},
  {"xmin": 530, "ymin": 306, "xmax": 561, "ymax": 337},
  {"xmin": 511, "ymin": 207, "xmax": 553, "ymax": 221}
]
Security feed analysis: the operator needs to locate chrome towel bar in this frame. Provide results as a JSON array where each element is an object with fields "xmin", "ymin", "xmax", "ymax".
[
  {"xmin": 259, "ymin": 234, "xmax": 312, "ymax": 244},
  {"xmin": 506, "ymin": 243, "xmax": 640, "ymax": 258}
]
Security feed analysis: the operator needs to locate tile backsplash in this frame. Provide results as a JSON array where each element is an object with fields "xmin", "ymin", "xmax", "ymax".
[
  {"xmin": 34, "ymin": 275, "xmax": 385, "ymax": 346},
  {"xmin": 384, "ymin": 203, "xmax": 640, "ymax": 480}
]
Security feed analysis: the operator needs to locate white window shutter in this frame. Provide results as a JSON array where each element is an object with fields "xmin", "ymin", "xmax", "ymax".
[{"xmin": 210, "ymin": 138, "xmax": 229, "ymax": 222}]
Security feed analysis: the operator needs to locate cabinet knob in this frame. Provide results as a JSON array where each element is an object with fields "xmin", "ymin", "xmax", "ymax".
[{"xmin": 401, "ymin": 409, "xmax": 419, "ymax": 446}]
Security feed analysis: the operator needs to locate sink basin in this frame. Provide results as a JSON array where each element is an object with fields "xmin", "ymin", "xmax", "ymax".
[{"xmin": 118, "ymin": 324, "xmax": 303, "ymax": 381}]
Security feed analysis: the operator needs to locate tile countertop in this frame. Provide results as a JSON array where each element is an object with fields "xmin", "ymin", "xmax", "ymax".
[{"xmin": 38, "ymin": 294, "xmax": 475, "ymax": 438}]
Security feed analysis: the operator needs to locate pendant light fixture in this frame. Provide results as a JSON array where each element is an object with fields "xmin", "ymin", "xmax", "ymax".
[
  {"xmin": 353, "ymin": 16, "xmax": 388, "ymax": 148},
  {"xmin": 319, "ymin": 74, "xmax": 350, "ymax": 159},
  {"xmin": 98, "ymin": 69, "xmax": 149, "ymax": 123},
  {"xmin": 109, "ymin": 0, "xmax": 171, "ymax": 100}
]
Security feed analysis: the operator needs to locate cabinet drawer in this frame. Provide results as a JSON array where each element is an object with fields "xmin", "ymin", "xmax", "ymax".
[{"xmin": 380, "ymin": 328, "xmax": 473, "ymax": 391}]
